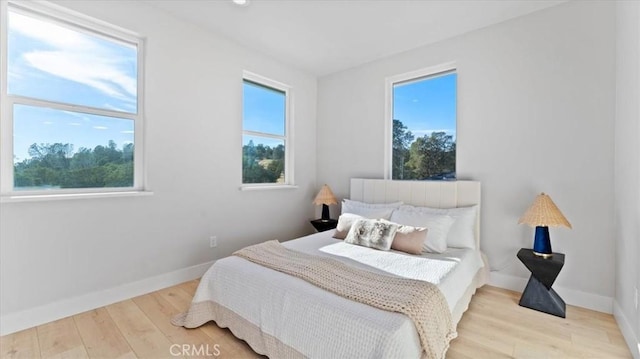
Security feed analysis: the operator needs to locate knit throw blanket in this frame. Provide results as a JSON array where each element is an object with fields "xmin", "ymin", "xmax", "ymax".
[{"xmin": 233, "ymin": 240, "xmax": 457, "ymax": 359}]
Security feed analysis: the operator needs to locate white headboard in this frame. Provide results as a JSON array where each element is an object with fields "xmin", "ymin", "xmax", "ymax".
[{"xmin": 350, "ymin": 179, "xmax": 481, "ymax": 248}]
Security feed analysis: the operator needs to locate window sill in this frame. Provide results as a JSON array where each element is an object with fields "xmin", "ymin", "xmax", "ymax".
[
  {"xmin": 239, "ymin": 184, "xmax": 299, "ymax": 191},
  {"xmin": 0, "ymin": 190, "xmax": 154, "ymax": 203}
]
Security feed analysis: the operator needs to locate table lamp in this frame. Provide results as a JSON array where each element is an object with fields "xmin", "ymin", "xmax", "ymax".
[
  {"xmin": 313, "ymin": 184, "xmax": 338, "ymax": 221},
  {"xmin": 518, "ymin": 192, "xmax": 572, "ymax": 258}
]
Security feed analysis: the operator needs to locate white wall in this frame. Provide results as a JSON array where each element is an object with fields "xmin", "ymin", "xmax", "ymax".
[
  {"xmin": 0, "ymin": 0, "xmax": 318, "ymax": 334},
  {"xmin": 317, "ymin": 1, "xmax": 617, "ymax": 311},
  {"xmin": 614, "ymin": 1, "xmax": 640, "ymax": 356},
  {"xmin": 0, "ymin": 0, "xmax": 632, "ymax": 345}
]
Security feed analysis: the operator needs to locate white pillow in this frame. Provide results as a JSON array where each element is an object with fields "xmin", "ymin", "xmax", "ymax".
[
  {"xmin": 389, "ymin": 210, "xmax": 454, "ymax": 253},
  {"xmin": 397, "ymin": 205, "xmax": 478, "ymax": 249},
  {"xmin": 341, "ymin": 199, "xmax": 403, "ymax": 220},
  {"xmin": 333, "ymin": 213, "xmax": 365, "ymax": 239}
]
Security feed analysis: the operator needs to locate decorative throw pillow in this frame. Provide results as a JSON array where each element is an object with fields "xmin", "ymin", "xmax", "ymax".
[
  {"xmin": 380, "ymin": 219, "xmax": 428, "ymax": 255},
  {"xmin": 341, "ymin": 199, "xmax": 403, "ymax": 220},
  {"xmin": 389, "ymin": 210, "xmax": 454, "ymax": 253},
  {"xmin": 344, "ymin": 219, "xmax": 398, "ymax": 251},
  {"xmin": 397, "ymin": 205, "xmax": 478, "ymax": 249},
  {"xmin": 333, "ymin": 213, "xmax": 366, "ymax": 239}
]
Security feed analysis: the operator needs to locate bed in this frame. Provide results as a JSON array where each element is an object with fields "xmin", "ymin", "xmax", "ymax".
[{"xmin": 174, "ymin": 179, "xmax": 488, "ymax": 358}]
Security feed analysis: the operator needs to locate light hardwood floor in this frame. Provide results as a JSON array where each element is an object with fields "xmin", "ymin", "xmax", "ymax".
[{"xmin": 0, "ymin": 282, "xmax": 632, "ymax": 358}]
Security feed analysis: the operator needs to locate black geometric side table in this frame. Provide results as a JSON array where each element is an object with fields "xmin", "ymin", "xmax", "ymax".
[
  {"xmin": 517, "ymin": 248, "xmax": 566, "ymax": 318},
  {"xmin": 310, "ymin": 219, "xmax": 338, "ymax": 232}
]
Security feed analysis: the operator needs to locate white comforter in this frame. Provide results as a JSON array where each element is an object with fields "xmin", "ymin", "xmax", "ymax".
[
  {"xmin": 193, "ymin": 231, "xmax": 484, "ymax": 358},
  {"xmin": 319, "ymin": 242, "xmax": 457, "ymax": 284}
]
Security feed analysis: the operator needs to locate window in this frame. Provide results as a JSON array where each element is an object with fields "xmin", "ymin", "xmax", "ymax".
[
  {"xmin": 241, "ymin": 72, "xmax": 292, "ymax": 186},
  {"xmin": 1, "ymin": 1, "xmax": 144, "ymax": 195},
  {"xmin": 386, "ymin": 65, "xmax": 457, "ymax": 180}
]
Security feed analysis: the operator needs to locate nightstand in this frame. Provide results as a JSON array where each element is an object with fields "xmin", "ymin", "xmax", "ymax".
[
  {"xmin": 517, "ymin": 248, "xmax": 566, "ymax": 318},
  {"xmin": 310, "ymin": 219, "xmax": 338, "ymax": 232}
]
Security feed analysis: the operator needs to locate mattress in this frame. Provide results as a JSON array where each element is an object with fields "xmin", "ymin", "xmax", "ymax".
[{"xmin": 191, "ymin": 231, "xmax": 486, "ymax": 358}]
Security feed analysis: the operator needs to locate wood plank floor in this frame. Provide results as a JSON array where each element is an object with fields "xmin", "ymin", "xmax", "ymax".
[{"xmin": 1, "ymin": 282, "xmax": 632, "ymax": 358}]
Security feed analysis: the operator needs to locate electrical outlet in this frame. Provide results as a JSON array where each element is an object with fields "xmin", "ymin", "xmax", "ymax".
[{"xmin": 209, "ymin": 236, "xmax": 217, "ymax": 248}]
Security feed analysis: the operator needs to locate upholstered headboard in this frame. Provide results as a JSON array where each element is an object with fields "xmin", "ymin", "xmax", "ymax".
[{"xmin": 350, "ymin": 179, "xmax": 481, "ymax": 249}]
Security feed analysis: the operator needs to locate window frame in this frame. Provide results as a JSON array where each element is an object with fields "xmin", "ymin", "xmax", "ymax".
[
  {"xmin": 0, "ymin": 0, "xmax": 146, "ymax": 198},
  {"xmin": 240, "ymin": 71, "xmax": 294, "ymax": 189},
  {"xmin": 384, "ymin": 62, "xmax": 457, "ymax": 180}
]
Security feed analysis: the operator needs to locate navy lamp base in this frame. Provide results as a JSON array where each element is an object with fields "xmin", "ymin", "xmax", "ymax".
[
  {"xmin": 533, "ymin": 226, "xmax": 552, "ymax": 258},
  {"xmin": 320, "ymin": 204, "xmax": 331, "ymax": 221}
]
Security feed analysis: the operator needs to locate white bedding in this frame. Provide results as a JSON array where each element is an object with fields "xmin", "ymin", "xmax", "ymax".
[
  {"xmin": 193, "ymin": 231, "xmax": 485, "ymax": 358},
  {"xmin": 288, "ymin": 231, "xmax": 484, "ymax": 312}
]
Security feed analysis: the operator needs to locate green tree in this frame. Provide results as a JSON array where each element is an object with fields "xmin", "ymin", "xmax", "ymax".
[
  {"xmin": 93, "ymin": 140, "xmax": 122, "ymax": 166},
  {"xmin": 242, "ymin": 141, "xmax": 284, "ymax": 183},
  {"xmin": 13, "ymin": 141, "xmax": 134, "ymax": 189},
  {"xmin": 122, "ymin": 143, "xmax": 134, "ymax": 163},
  {"xmin": 70, "ymin": 148, "xmax": 96, "ymax": 169},
  {"xmin": 103, "ymin": 162, "xmax": 134, "ymax": 187},
  {"xmin": 28, "ymin": 143, "xmax": 73, "ymax": 171},
  {"xmin": 406, "ymin": 132, "xmax": 455, "ymax": 179},
  {"xmin": 272, "ymin": 144, "xmax": 284, "ymax": 160},
  {"xmin": 267, "ymin": 159, "xmax": 284, "ymax": 179},
  {"xmin": 255, "ymin": 144, "xmax": 268, "ymax": 159},
  {"xmin": 392, "ymin": 119, "xmax": 414, "ymax": 179}
]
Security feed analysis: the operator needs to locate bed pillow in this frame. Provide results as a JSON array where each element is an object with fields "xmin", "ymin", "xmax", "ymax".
[
  {"xmin": 333, "ymin": 213, "xmax": 366, "ymax": 239},
  {"xmin": 380, "ymin": 219, "xmax": 428, "ymax": 255},
  {"xmin": 397, "ymin": 205, "xmax": 478, "ymax": 249},
  {"xmin": 341, "ymin": 199, "xmax": 403, "ymax": 220},
  {"xmin": 389, "ymin": 210, "xmax": 454, "ymax": 253},
  {"xmin": 344, "ymin": 219, "xmax": 398, "ymax": 251}
]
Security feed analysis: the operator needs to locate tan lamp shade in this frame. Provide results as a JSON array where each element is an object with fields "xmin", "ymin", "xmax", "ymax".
[
  {"xmin": 518, "ymin": 192, "xmax": 572, "ymax": 228},
  {"xmin": 313, "ymin": 184, "xmax": 338, "ymax": 206}
]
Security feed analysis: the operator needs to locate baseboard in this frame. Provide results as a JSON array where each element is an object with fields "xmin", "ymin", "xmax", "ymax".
[
  {"xmin": 613, "ymin": 300, "xmax": 640, "ymax": 359},
  {"xmin": 489, "ymin": 271, "xmax": 613, "ymax": 314},
  {"xmin": 0, "ymin": 260, "xmax": 214, "ymax": 336}
]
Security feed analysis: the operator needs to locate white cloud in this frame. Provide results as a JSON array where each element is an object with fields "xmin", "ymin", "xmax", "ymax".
[
  {"xmin": 62, "ymin": 112, "xmax": 93, "ymax": 124},
  {"xmin": 93, "ymin": 126, "xmax": 109, "ymax": 130},
  {"xmin": 120, "ymin": 130, "xmax": 134, "ymax": 134},
  {"xmin": 24, "ymin": 51, "xmax": 136, "ymax": 100},
  {"xmin": 10, "ymin": 11, "xmax": 137, "ymax": 102},
  {"xmin": 9, "ymin": 12, "xmax": 96, "ymax": 50}
]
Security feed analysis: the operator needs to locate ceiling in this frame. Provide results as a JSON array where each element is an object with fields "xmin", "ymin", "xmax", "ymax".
[{"xmin": 145, "ymin": 0, "xmax": 567, "ymax": 76}]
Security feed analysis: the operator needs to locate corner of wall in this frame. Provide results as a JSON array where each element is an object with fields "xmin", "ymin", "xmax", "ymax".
[
  {"xmin": 0, "ymin": 260, "xmax": 213, "ymax": 336},
  {"xmin": 614, "ymin": 300, "xmax": 640, "ymax": 359}
]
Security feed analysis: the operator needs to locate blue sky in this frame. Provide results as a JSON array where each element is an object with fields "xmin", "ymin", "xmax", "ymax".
[
  {"xmin": 8, "ymin": 9, "xmax": 454, "ymax": 163},
  {"xmin": 240, "ymin": 73, "xmax": 456, "ymax": 151},
  {"xmin": 393, "ymin": 72, "xmax": 457, "ymax": 141},
  {"xmin": 242, "ymin": 81, "xmax": 286, "ymax": 148},
  {"xmin": 8, "ymin": 10, "xmax": 137, "ymax": 162}
]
